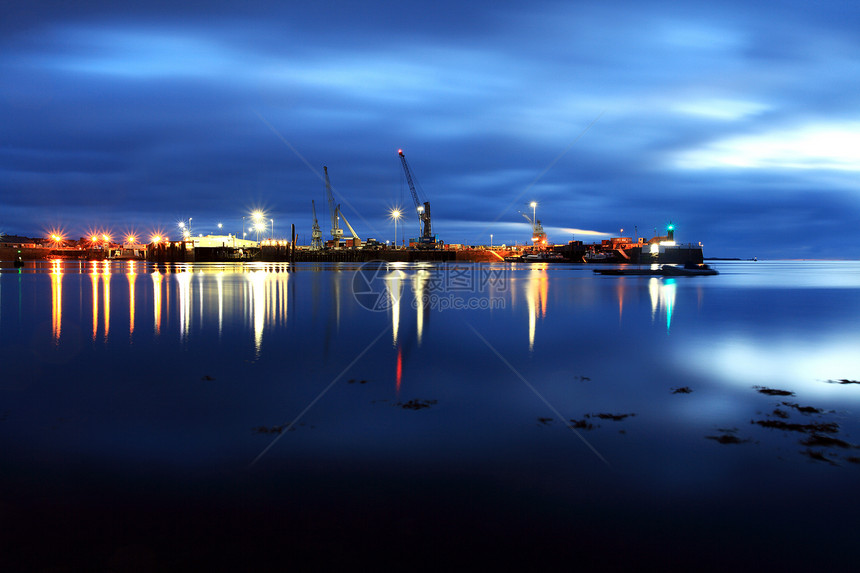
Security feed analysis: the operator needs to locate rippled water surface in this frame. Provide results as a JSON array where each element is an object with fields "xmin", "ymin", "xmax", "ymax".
[{"xmin": 2, "ymin": 260, "xmax": 859, "ymax": 569}]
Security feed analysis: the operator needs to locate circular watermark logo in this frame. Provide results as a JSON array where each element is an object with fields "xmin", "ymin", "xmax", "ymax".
[{"xmin": 352, "ymin": 260, "xmax": 405, "ymax": 311}]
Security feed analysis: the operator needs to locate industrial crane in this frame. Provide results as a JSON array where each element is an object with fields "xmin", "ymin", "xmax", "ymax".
[
  {"xmin": 521, "ymin": 212, "xmax": 547, "ymax": 246},
  {"xmin": 323, "ymin": 166, "xmax": 343, "ymax": 247},
  {"xmin": 338, "ymin": 206, "xmax": 361, "ymax": 247},
  {"xmin": 397, "ymin": 149, "xmax": 435, "ymax": 248},
  {"xmin": 311, "ymin": 199, "xmax": 322, "ymax": 250}
]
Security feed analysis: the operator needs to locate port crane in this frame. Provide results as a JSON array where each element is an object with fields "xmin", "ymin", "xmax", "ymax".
[
  {"xmin": 311, "ymin": 199, "xmax": 322, "ymax": 250},
  {"xmin": 324, "ymin": 166, "xmax": 344, "ymax": 247},
  {"xmin": 397, "ymin": 149, "xmax": 436, "ymax": 248},
  {"xmin": 323, "ymin": 165, "xmax": 361, "ymax": 248},
  {"xmin": 338, "ymin": 207, "xmax": 361, "ymax": 247},
  {"xmin": 521, "ymin": 212, "xmax": 547, "ymax": 246}
]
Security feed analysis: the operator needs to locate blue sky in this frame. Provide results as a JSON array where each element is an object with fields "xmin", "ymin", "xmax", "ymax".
[{"xmin": 2, "ymin": 0, "xmax": 859, "ymax": 257}]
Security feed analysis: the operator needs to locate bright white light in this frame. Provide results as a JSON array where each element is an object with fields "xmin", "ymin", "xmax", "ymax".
[
  {"xmin": 683, "ymin": 335, "xmax": 860, "ymax": 400},
  {"xmin": 673, "ymin": 99, "xmax": 768, "ymax": 121},
  {"xmin": 675, "ymin": 123, "xmax": 860, "ymax": 171},
  {"xmin": 556, "ymin": 227, "xmax": 612, "ymax": 237}
]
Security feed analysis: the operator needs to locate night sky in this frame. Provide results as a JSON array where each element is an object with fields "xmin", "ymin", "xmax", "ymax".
[{"xmin": 3, "ymin": 1, "xmax": 859, "ymax": 258}]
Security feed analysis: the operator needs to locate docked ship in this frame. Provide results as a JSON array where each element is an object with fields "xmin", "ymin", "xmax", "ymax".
[{"xmin": 562, "ymin": 224, "xmax": 704, "ymax": 264}]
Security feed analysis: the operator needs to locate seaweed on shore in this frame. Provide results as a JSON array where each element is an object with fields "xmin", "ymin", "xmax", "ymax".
[
  {"xmin": 771, "ymin": 408, "xmax": 789, "ymax": 419},
  {"xmin": 706, "ymin": 434, "xmax": 751, "ymax": 445},
  {"xmin": 398, "ymin": 399, "xmax": 437, "ymax": 410},
  {"xmin": 781, "ymin": 402, "xmax": 824, "ymax": 415},
  {"xmin": 754, "ymin": 386, "xmax": 795, "ymax": 396},
  {"xmin": 800, "ymin": 434, "xmax": 855, "ymax": 449},
  {"xmin": 253, "ymin": 424, "xmax": 287, "ymax": 434},
  {"xmin": 671, "ymin": 386, "xmax": 692, "ymax": 394},
  {"xmin": 752, "ymin": 419, "xmax": 839, "ymax": 433},
  {"xmin": 589, "ymin": 413, "xmax": 635, "ymax": 421},
  {"xmin": 826, "ymin": 379, "xmax": 860, "ymax": 385},
  {"xmin": 569, "ymin": 419, "xmax": 594, "ymax": 430},
  {"xmin": 537, "ymin": 417, "xmax": 553, "ymax": 425},
  {"xmin": 800, "ymin": 449, "xmax": 838, "ymax": 465},
  {"xmin": 706, "ymin": 427, "xmax": 751, "ymax": 445}
]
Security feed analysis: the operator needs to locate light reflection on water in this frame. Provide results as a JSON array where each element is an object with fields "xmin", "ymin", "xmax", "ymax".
[{"xmin": 10, "ymin": 260, "xmax": 859, "ymax": 397}]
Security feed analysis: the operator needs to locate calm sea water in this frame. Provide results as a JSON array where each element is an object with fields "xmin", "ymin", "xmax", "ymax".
[{"xmin": 2, "ymin": 259, "xmax": 859, "ymax": 570}]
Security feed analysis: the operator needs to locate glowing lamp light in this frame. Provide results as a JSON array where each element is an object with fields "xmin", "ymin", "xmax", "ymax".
[{"xmin": 667, "ymin": 224, "xmax": 675, "ymax": 231}]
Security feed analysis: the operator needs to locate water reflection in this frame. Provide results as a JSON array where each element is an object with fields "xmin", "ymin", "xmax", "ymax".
[
  {"xmin": 217, "ymin": 272, "xmax": 224, "ymax": 336},
  {"xmin": 90, "ymin": 262, "xmax": 99, "ymax": 341},
  {"xmin": 51, "ymin": 260, "xmax": 62, "ymax": 343},
  {"xmin": 102, "ymin": 261, "xmax": 111, "ymax": 341},
  {"xmin": 387, "ymin": 270, "xmax": 404, "ymax": 346},
  {"xmin": 413, "ymin": 269, "xmax": 430, "ymax": 347},
  {"xmin": 152, "ymin": 270, "xmax": 163, "ymax": 335},
  {"xmin": 176, "ymin": 270, "xmax": 192, "ymax": 341},
  {"xmin": 250, "ymin": 270, "xmax": 266, "ymax": 355},
  {"xmin": 649, "ymin": 277, "xmax": 676, "ymax": 332},
  {"xmin": 126, "ymin": 261, "xmax": 137, "ymax": 340},
  {"xmin": 525, "ymin": 268, "xmax": 548, "ymax": 351},
  {"xmin": 33, "ymin": 261, "xmax": 693, "ymax": 358}
]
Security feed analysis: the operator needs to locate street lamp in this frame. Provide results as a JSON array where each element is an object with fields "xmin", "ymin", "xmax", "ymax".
[
  {"xmin": 271, "ymin": 218, "xmax": 274, "ymax": 240},
  {"xmin": 491, "ymin": 234, "xmax": 493, "ymax": 248},
  {"xmin": 179, "ymin": 219, "xmax": 192, "ymax": 240},
  {"xmin": 530, "ymin": 201, "xmax": 537, "ymax": 225},
  {"xmin": 389, "ymin": 208, "xmax": 402, "ymax": 248},
  {"xmin": 250, "ymin": 211, "xmax": 264, "ymax": 242}
]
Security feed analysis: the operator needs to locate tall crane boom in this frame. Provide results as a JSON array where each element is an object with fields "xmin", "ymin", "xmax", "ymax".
[
  {"xmin": 397, "ymin": 149, "xmax": 433, "ymax": 245},
  {"xmin": 338, "ymin": 205, "xmax": 360, "ymax": 243},
  {"xmin": 323, "ymin": 166, "xmax": 343, "ymax": 246},
  {"xmin": 311, "ymin": 200, "xmax": 322, "ymax": 250}
]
